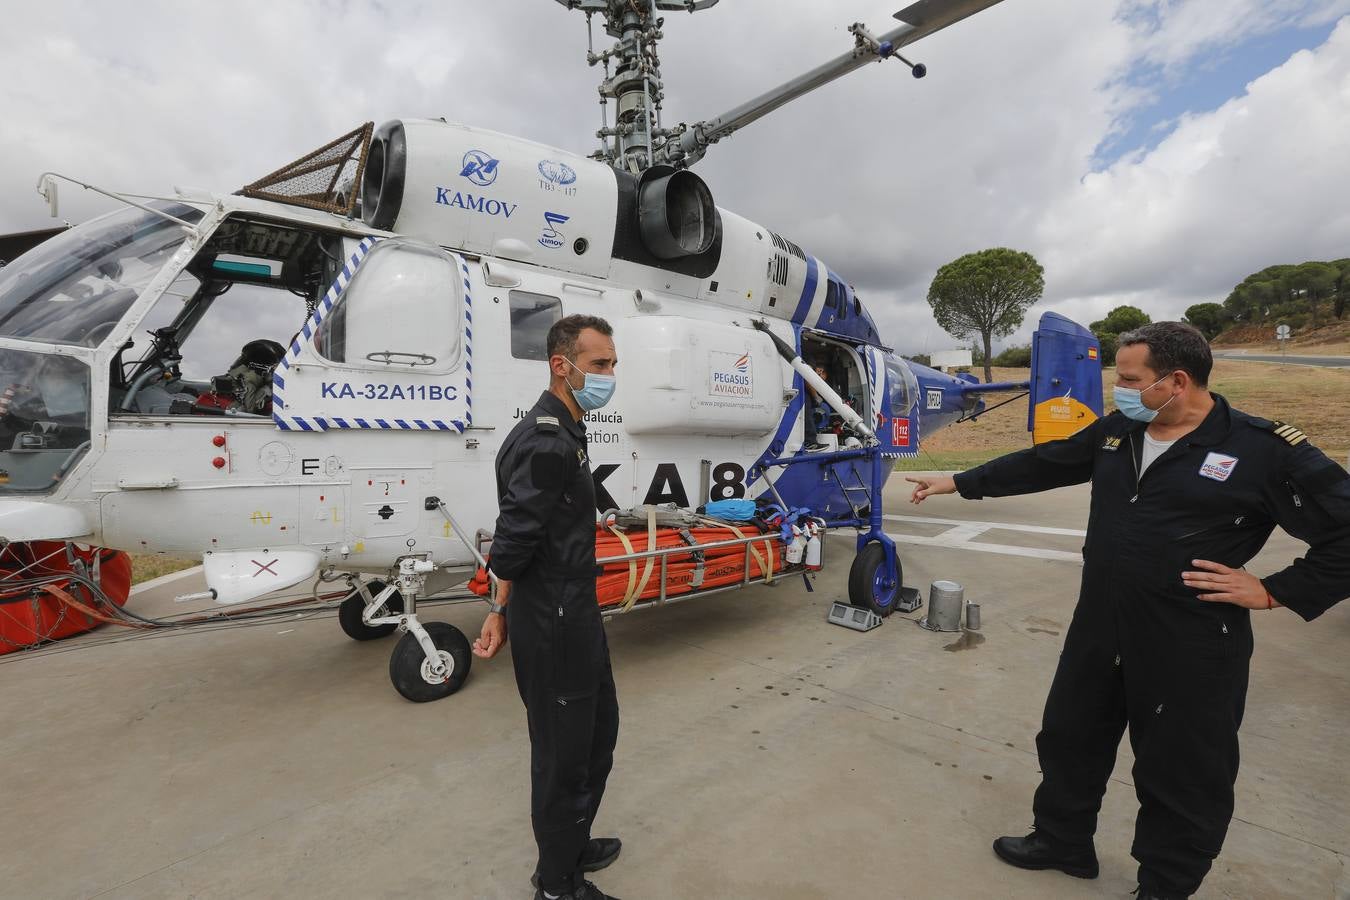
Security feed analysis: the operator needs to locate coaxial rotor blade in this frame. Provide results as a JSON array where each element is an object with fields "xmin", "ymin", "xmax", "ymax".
[{"xmin": 892, "ymin": 0, "xmax": 1006, "ymax": 47}]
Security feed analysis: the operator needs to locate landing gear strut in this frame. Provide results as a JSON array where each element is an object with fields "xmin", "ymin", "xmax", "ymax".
[{"xmin": 366, "ymin": 555, "xmax": 472, "ymax": 702}]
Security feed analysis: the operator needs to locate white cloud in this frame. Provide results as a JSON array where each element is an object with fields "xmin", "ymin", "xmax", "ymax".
[
  {"xmin": 1036, "ymin": 18, "xmax": 1350, "ymax": 334},
  {"xmin": 1, "ymin": 1, "xmax": 1347, "ymax": 357},
  {"xmin": 1124, "ymin": 0, "xmax": 1350, "ymax": 72}
]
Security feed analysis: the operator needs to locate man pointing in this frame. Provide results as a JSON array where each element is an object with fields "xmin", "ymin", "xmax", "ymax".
[{"xmin": 908, "ymin": 322, "xmax": 1350, "ymax": 899}]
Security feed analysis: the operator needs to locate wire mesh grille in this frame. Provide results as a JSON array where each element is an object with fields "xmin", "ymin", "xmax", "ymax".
[{"xmin": 239, "ymin": 122, "xmax": 373, "ymax": 216}]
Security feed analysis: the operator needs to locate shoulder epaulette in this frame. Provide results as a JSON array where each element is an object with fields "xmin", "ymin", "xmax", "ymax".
[
  {"xmin": 534, "ymin": 415, "xmax": 560, "ymax": 434},
  {"xmin": 1251, "ymin": 417, "xmax": 1308, "ymax": 446}
]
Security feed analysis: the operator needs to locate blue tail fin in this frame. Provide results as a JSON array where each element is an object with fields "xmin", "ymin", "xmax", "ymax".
[{"xmin": 1028, "ymin": 312, "xmax": 1103, "ymax": 443}]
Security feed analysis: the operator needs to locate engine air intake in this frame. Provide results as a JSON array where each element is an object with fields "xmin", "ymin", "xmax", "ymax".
[
  {"xmin": 637, "ymin": 167, "xmax": 716, "ymax": 259},
  {"xmin": 361, "ymin": 120, "xmax": 408, "ymax": 231}
]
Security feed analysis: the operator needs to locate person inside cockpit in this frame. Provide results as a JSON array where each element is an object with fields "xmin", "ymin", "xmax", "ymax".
[{"xmin": 193, "ymin": 339, "xmax": 286, "ymax": 415}]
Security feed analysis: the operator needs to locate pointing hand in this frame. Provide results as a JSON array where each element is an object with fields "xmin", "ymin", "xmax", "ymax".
[{"xmin": 905, "ymin": 475, "xmax": 957, "ymax": 505}]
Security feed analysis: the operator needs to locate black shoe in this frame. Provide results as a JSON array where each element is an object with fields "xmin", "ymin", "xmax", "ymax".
[
  {"xmin": 531, "ymin": 838, "xmax": 623, "ymax": 889},
  {"xmin": 1136, "ymin": 887, "xmax": 1188, "ymax": 900},
  {"xmin": 580, "ymin": 837, "xmax": 622, "ymax": 872},
  {"xmin": 802, "ymin": 442, "xmax": 829, "ymax": 452},
  {"xmin": 992, "ymin": 830, "xmax": 1099, "ymax": 879},
  {"xmin": 533, "ymin": 879, "xmax": 620, "ymax": 900}
]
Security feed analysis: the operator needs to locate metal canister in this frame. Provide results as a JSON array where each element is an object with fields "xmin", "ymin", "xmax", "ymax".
[
  {"xmin": 965, "ymin": 602, "xmax": 981, "ymax": 631},
  {"xmin": 919, "ymin": 580, "xmax": 964, "ymax": 632}
]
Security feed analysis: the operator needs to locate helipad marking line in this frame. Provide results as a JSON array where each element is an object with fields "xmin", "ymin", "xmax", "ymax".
[
  {"xmin": 884, "ymin": 513, "xmax": 1086, "ymax": 537},
  {"xmin": 935, "ymin": 523, "xmax": 991, "ymax": 543},
  {"xmin": 886, "ymin": 533, "xmax": 1083, "ymax": 564},
  {"xmin": 883, "ymin": 513, "xmax": 1085, "ymax": 564}
]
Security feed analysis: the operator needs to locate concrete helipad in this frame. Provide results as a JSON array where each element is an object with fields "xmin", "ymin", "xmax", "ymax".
[{"xmin": 2, "ymin": 478, "xmax": 1346, "ymax": 899}]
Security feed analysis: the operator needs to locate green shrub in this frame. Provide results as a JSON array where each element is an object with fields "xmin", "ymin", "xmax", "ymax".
[{"xmin": 993, "ymin": 345, "xmax": 1032, "ymax": 367}]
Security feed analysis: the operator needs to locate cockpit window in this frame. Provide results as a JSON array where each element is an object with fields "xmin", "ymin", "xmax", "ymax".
[
  {"xmin": 0, "ymin": 347, "xmax": 91, "ymax": 493},
  {"xmin": 316, "ymin": 239, "xmax": 462, "ymax": 372},
  {"xmin": 0, "ymin": 204, "xmax": 201, "ymax": 347},
  {"xmin": 886, "ymin": 354, "xmax": 918, "ymax": 417}
]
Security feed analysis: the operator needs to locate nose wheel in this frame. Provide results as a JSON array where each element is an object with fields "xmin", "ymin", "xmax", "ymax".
[
  {"xmin": 389, "ymin": 620, "xmax": 472, "ymax": 703},
  {"xmin": 362, "ymin": 555, "xmax": 476, "ymax": 702}
]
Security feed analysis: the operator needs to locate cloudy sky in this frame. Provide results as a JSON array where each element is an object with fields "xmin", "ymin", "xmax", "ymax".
[{"xmin": 2, "ymin": 0, "xmax": 1347, "ymax": 355}]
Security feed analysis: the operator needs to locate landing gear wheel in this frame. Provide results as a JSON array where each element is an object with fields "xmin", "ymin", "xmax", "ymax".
[
  {"xmin": 848, "ymin": 542, "xmax": 901, "ymax": 618},
  {"xmin": 337, "ymin": 580, "xmax": 404, "ymax": 641},
  {"xmin": 389, "ymin": 621, "xmax": 472, "ymax": 702}
]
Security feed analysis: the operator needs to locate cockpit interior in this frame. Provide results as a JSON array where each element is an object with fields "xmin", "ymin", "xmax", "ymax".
[{"xmin": 112, "ymin": 216, "xmax": 342, "ymax": 418}]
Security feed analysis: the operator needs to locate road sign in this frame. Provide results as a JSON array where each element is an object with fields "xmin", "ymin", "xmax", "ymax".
[{"xmin": 1276, "ymin": 324, "xmax": 1292, "ymax": 340}]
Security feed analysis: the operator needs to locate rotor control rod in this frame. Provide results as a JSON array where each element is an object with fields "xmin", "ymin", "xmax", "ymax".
[
  {"xmin": 658, "ymin": 0, "xmax": 1003, "ymax": 166},
  {"xmin": 752, "ymin": 320, "xmax": 876, "ymax": 441}
]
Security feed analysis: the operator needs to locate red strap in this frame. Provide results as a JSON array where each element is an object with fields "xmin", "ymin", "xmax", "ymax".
[{"xmin": 39, "ymin": 584, "xmax": 151, "ymax": 629}]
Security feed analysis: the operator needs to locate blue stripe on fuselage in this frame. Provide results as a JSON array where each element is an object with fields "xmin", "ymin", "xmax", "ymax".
[{"xmin": 791, "ymin": 257, "xmax": 819, "ymax": 325}]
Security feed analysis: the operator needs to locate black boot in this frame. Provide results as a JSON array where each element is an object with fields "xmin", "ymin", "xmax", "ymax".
[
  {"xmin": 1136, "ymin": 886, "xmax": 1188, "ymax": 899},
  {"xmin": 532, "ymin": 838, "xmax": 623, "ymax": 889},
  {"xmin": 992, "ymin": 830, "xmax": 1100, "ymax": 879},
  {"xmin": 533, "ymin": 879, "xmax": 620, "ymax": 900}
]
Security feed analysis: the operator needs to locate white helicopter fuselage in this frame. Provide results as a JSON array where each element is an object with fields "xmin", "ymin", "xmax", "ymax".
[{"xmin": 0, "ymin": 120, "xmax": 956, "ymax": 605}]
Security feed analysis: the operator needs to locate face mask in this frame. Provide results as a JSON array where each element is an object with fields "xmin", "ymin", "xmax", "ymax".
[
  {"xmin": 1113, "ymin": 372, "xmax": 1176, "ymax": 423},
  {"xmin": 564, "ymin": 357, "xmax": 616, "ymax": 412}
]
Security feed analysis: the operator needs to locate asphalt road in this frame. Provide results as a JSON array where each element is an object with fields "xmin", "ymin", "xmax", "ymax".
[{"xmin": 1214, "ymin": 351, "xmax": 1350, "ymax": 368}]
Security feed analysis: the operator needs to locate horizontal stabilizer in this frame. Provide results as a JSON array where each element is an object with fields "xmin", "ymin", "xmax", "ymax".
[{"xmin": 1028, "ymin": 312, "xmax": 1103, "ymax": 444}]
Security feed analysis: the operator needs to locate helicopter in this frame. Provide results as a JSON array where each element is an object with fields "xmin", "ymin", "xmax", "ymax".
[{"xmin": 0, "ymin": 0, "xmax": 1103, "ymax": 701}]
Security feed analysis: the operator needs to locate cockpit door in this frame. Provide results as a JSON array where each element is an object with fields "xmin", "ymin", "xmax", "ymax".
[{"xmin": 273, "ymin": 237, "xmax": 474, "ymax": 433}]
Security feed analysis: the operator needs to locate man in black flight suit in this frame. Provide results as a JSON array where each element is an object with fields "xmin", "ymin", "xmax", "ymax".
[
  {"xmin": 907, "ymin": 322, "xmax": 1350, "ymax": 899},
  {"xmin": 472, "ymin": 314, "xmax": 622, "ymax": 900}
]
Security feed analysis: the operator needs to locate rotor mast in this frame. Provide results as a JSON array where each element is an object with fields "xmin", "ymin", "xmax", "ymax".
[{"xmin": 554, "ymin": 0, "xmax": 721, "ymax": 173}]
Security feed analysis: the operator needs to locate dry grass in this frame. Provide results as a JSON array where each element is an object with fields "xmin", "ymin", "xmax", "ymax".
[
  {"xmin": 901, "ymin": 361, "xmax": 1350, "ymax": 471},
  {"xmin": 129, "ymin": 554, "xmax": 198, "ymax": 586}
]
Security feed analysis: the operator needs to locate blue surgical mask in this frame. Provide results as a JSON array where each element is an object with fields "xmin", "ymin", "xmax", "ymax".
[
  {"xmin": 565, "ymin": 358, "xmax": 616, "ymax": 412},
  {"xmin": 1113, "ymin": 372, "xmax": 1176, "ymax": 423}
]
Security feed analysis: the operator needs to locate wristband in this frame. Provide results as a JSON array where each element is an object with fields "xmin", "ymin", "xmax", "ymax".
[{"xmin": 488, "ymin": 601, "xmax": 506, "ymax": 616}]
